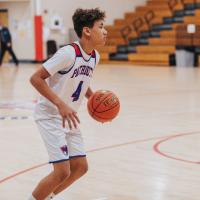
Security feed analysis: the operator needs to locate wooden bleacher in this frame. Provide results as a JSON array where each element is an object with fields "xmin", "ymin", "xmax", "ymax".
[
  {"xmin": 128, "ymin": 53, "xmax": 170, "ymax": 66},
  {"xmin": 99, "ymin": 0, "xmax": 200, "ymax": 65}
]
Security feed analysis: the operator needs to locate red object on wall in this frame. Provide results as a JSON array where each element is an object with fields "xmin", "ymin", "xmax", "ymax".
[{"xmin": 34, "ymin": 16, "xmax": 43, "ymax": 61}]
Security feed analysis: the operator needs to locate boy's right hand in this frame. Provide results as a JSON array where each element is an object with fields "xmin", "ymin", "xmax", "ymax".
[{"xmin": 57, "ymin": 101, "xmax": 80, "ymax": 129}]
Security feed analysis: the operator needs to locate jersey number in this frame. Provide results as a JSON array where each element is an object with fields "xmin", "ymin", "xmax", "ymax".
[{"xmin": 71, "ymin": 81, "xmax": 83, "ymax": 102}]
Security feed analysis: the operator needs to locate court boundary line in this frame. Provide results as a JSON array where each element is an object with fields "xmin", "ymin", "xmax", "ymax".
[
  {"xmin": 153, "ymin": 131, "xmax": 200, "ymax": 164},
  {"xmin": 0, "ymin": 131, "xmax": 199, "ymax": 185}
]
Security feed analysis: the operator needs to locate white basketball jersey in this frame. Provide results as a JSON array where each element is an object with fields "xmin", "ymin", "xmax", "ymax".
[{"xmin": 34, "ymin": 42, "xmax": 99, "ymax": 120}]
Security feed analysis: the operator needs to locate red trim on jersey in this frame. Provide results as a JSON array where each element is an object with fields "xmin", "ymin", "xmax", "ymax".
[
  {"xmin": 91, "ymin": 50, "xmax": 96, "ymax": 58},
  {"xmin": 70, "ymin": 43, "xmax": 96, "ymax": 62},
  {"xmin": 71, "ymin": 43, "xmax": 82, "ymax": 57}
]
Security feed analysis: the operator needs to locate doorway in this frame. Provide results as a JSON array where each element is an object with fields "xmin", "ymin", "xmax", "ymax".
[{"xmin": 0, "ymin": 9, "xmax": 9, "ymax": 63}]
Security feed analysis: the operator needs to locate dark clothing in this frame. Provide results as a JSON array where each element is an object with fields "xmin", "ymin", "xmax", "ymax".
[
  {"xmin": 0, "ymin": 27, "xmax": 11, "ymax": 44},
  {"xmin": 0, "ymin": 26, "xmax": 18, "ymax": 66}
]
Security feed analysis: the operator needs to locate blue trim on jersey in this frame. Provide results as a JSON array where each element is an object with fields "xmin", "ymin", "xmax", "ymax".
[
  {"xmin": 58, "ymin": 62, "xmax": 75, "ymax": 75},
  {"xmin": 49, "ymin": 155, "xmax": 86, "ymax": 163},
  {"xmin": 69, "ymin": 155, "xmax": 86, "ymax": 159},
  {"xmin": 81, "ymin": 51, "xmax": 96, "ymax": 62},
  {"xmin": 93, "ymin": 51, "xmax": 97, "ymax": 65},
  {"xmin": 58, "ymin": 47, "xmax": 77, "ymax": 75},
  {"xmin": 49, "ymin": 158, "xmax": 69, "ymax": 164}
]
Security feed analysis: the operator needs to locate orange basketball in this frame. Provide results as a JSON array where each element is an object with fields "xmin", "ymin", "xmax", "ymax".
[{"xmin": 87, "ymin": 90, "xmax": 120, "ymax": 123}]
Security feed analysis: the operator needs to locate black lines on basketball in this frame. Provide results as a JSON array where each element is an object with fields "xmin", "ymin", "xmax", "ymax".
[{"xmin": 87, "ymin": 90, "xmax": 120, "ymax": 123}]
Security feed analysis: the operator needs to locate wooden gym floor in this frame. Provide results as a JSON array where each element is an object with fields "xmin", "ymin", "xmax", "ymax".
[{"xmin": 0, "ymin": 63, "xmax": 200, "ymax": 200}]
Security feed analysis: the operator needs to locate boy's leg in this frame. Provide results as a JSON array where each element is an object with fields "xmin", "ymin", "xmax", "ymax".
[
  {"xmin": 32, "ymin": 120, "xmax": 87, "ymax": 199},
  {"xmin": 51, "ymin": 128, "xmax": 88, "ymax": 196},
  {"xmin": 32, "ymin": 119, "xmax": 71, "ymax": 199},
  {"xmin": 53, "ymin": 156, "xmax": 88, "ymax": 195},
  {"xmin": 32, "ymin": 161, "xmax": 70, "ymax": 200}
]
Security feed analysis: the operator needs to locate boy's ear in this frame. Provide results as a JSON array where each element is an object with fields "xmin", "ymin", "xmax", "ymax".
[{"xmin": 83, "ymin": 27, "xmax": 91, "ymax": 37}]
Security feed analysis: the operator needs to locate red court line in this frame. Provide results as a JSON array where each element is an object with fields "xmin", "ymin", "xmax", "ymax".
[
  {"xmin": 0, "ymin": 163, "xmax": 47, "ymax": 184},
  {"xmin": 0, "ymin": 132, "xmax": 199, "ymax": 185},
  {"xmin": 87, "ymin": 136, "xmax": 165, "ymax": 153},
  {"xmin": 0, "ymin": 135, "xmax": 165, "ymax": 185},
  {"xmin": 153, "ymin": 131, "xmax": 200, "ymax": 164}
]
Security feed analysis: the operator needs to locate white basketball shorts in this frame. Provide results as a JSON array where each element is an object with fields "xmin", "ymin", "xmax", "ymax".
[{"xmin": 35, "ymin": 118, "xmax": 86, "ymax": 163}]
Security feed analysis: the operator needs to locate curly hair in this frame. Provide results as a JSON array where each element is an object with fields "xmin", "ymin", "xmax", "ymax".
[{"xmin": 72, "ymin": 8, "xmax": 106, "ymax": 38}]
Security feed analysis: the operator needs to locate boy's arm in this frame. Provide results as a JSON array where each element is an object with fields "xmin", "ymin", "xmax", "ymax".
[
  {"xmin": 30, "ymin": 66, "xmax": 80, "ymax": 129},
  {"xmin": 85, "ymin": 87, "xmax": 94, "ymax": 99}
]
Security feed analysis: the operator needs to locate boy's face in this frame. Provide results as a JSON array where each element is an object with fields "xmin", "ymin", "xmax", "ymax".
[{"xmin": 88, "ymin": 20, "xmax": 107, "ymax": 46}]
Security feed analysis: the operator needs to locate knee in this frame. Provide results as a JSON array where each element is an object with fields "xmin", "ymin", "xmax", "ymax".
[
  {"xmin": 54, "ymin": 168, "xmax": 71, "ymax": 183},
  {"xmin": 80, "ymin": 162, "xmax": 88, "ymax": 175},
  {"xmin": 74, "ymin": 161, "xmax": 88, "ymax": 177}
]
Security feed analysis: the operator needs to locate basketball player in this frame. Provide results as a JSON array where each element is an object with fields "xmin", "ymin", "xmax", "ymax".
[{"xmin": 29, "ymin": 8, "xmax": 107, "ymax": 200}]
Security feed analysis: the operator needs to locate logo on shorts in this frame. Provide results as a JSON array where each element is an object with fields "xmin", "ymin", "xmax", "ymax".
[{"xmin": 60, "ymin": 145, "xmax": 68, "ymax": 155}]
